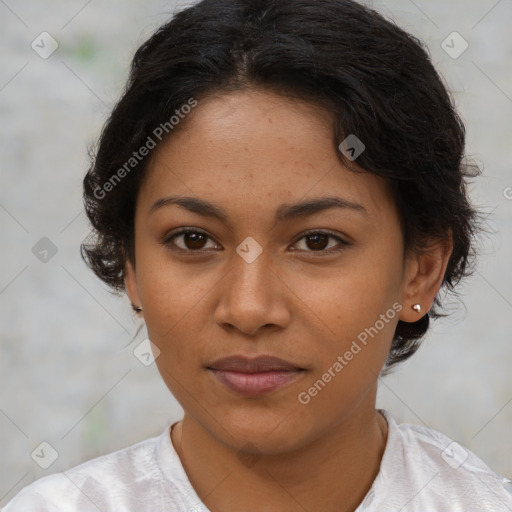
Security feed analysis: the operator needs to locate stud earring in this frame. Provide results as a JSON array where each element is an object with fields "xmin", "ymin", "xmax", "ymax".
[
  {"xmin": 411, "ymin": 304, "xmax": 421, "ymax": 313},
  {"xmin": 131, "ymin": 303, "xmax": 143, "ymax": 312}
]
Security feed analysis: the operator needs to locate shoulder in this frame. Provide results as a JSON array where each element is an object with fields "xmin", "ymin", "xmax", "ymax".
[
  {"xmin": 2, "ymin": 432, "xmax": 166, "ymax": 512},
  {"xmin": 360, "ymin": 411, "xmax": 512, "ymax": 512}
]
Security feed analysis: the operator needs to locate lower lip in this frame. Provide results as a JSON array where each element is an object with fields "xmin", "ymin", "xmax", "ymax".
[{"xmin": 209, "ymin": 369, "xmax": 304, "ymax": 396}]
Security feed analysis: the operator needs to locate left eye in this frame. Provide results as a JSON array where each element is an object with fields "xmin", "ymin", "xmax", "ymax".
[{"xmin": 292, "ymin": 231, "xmax": 347, "ymax": 253}]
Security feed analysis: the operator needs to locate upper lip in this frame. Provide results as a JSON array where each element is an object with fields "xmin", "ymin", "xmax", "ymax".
[{"xmin": 207, "ymin": 355, "xmax": 304, "ymax": 373}]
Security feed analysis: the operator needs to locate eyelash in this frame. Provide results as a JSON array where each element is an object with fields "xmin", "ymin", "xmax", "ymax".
[{"xmin": 162, "ymin": 227, "xmax": 350, "ymax": 256}]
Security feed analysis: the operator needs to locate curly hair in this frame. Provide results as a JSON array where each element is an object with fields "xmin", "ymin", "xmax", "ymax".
[{"xmin": 81, "ymin": 0, "xmax": 481, "ymax": 373}]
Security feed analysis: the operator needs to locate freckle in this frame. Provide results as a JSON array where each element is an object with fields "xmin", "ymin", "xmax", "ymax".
[{"xmin": 268, "ymin": 118, "xmax": 272, "ymax": 123}]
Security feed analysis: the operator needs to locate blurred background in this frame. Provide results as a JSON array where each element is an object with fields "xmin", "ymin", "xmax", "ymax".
[{"xmin": 1, "ymin": 0, "xmax": 511, "ymax": 505}]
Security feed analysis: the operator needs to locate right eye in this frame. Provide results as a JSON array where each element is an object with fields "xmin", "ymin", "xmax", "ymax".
[{"xmin": 163, "ymin": 228, "xmax": 222, "ymax": 253}]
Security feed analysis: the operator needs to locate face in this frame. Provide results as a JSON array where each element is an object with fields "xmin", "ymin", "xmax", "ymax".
[{"xmin": 125, "ymin": 89, "xmax": 424, "ymax": 454}]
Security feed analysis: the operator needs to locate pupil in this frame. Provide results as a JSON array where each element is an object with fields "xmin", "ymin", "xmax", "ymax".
[
  {"xmin": 185, "ymin": 233, "xmax": 206, "ymax": 249},
  {"xmin": 307, "ymin": 234, "xmax": 328, "ymax": 250}
]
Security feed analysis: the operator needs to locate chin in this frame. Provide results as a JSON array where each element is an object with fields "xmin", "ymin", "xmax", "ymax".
[{"xmin": 205, "ymin": 406, "xmax": 316, "ymax": 455}]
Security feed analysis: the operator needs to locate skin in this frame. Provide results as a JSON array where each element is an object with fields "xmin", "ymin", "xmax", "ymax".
[{"xmin": 125, "ymin": 89, "xmax": 452, "ymax": 512}]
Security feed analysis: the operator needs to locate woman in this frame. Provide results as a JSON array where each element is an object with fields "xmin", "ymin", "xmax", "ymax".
[{"xmin": 5, "ymin": 0, "xmax": 512, "ymax": 510}]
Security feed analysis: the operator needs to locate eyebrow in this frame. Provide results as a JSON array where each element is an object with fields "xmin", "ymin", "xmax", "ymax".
[{"xmin": 149, "ymin": 195, "xmax": 368, "ymax": 222}]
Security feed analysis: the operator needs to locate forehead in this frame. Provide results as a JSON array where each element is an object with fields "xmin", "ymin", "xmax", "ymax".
[{"xmin": 139, "ymin": 89, "xmax": 395, "ymax": 223}]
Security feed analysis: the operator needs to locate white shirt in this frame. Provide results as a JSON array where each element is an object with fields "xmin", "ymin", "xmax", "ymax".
[{"xmin": 4, "ymin": 410, "xmax": 512, "ymax": 512}]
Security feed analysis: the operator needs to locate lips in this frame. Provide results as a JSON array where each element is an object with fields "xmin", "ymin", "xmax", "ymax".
[
  {"xmin": 207, "ymin": 355, "xmax": 306, "ymax": 396},
  {"xmin": 207, "ymin": 355, "xmax": 304, "ymax": 373}
]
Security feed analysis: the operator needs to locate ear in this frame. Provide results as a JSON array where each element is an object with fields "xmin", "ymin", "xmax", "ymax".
[
  {"xmin": 399, "ymin": 233, "xmax": 453, "ymax": 322},
  {"xmin": 125, "ymin": 259, "xmax": 143, "ymax": 315}
]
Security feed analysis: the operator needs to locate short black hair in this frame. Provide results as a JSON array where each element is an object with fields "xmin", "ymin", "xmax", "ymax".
[{"xmin": 81, "ymin": 0, "xmax": 481, "ymax": 372}]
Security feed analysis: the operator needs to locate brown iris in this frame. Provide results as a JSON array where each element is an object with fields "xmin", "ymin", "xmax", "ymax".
[
  {"xmin": 304, "ymin": 233, "xmax": 329, "ymax": 251},
  {"xmin": 183, "ymin": 232, "xmax": 208, "ymax": 250}
]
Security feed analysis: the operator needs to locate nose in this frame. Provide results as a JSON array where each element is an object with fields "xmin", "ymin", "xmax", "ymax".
[{"xmin": 213, "ymin": 250, "xmax": 291, "ymax": 336}]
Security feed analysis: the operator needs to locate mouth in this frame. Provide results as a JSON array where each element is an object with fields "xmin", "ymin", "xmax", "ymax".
[{"xmin": 206, "ymin": 355, "xmax": 306, "ymax": 396}]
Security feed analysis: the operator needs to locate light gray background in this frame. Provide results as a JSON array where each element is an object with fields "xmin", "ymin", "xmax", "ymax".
[{"xmin": 1, "ymin": 0, "xmax": 511, "ymax": 505}]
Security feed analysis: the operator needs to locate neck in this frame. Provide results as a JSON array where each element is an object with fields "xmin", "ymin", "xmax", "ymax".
[{"xmin": 171, "ymin": 394, "xmax": 387, "ymax": 512}]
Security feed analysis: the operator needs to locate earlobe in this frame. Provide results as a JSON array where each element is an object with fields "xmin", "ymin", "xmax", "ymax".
[{"xmin": 399, "ymin": 235, "xmax": 453, "ymax": 323}]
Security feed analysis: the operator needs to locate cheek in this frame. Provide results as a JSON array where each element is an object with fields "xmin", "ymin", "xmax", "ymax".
[
  {"xmin": 294, "ymin": 239, "xmax": 403, "ymax": 372},
  {"xmin": 134, "ymin": 248, "xmax": 213, "ymax": 357},
  {"xmin": 136, "ymin": 236, "xmax": 209, "ymax": 314},
  {"xmin": 299, "ymin": 237, "xmax": 402, "ymax": 324},
  {"xmin": 299, "ymin": 281, "xmax": 397, "ymax": 375},
  {"xmin": 295, "ymin": 285, "xmax": 398, "ymax": 418}
]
